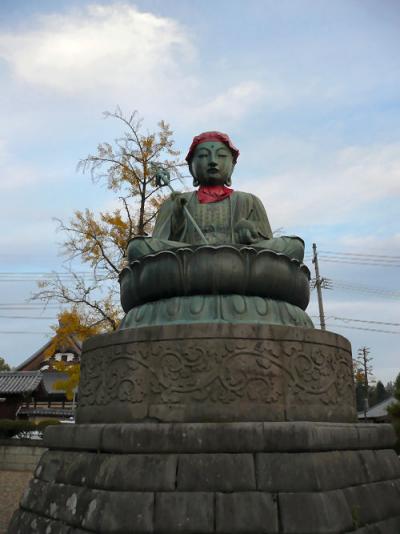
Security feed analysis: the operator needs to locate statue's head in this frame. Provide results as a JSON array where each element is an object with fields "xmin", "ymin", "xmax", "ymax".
[{"xmin": 185, "ymin": 131, "xmax": 240, "ymax": 187}]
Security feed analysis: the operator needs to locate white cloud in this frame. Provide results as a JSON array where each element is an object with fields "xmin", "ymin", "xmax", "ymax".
[
  {"xmin": 338, "ymin": 233, "xmax": 400, "ymax": 255},
  {"xmin": 0, "ymin": 4, "xmax": 271, "ymax": 126},
  {"xmin": 187, "ymin": 81, "xmax": 265, "ymax": 126},
  {"xmin": 0, "ymin": 138, "xmax": 41, "ymax": 190},
  {"xmin": 251, "ymin": 142, "xmax": 400, "ymax": 227},
  {"xmin": 0, "ymin": 4, "xmax": 195, "ymax": 97}
]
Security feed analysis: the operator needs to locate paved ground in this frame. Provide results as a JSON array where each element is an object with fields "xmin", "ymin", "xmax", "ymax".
[{"xmin": 0, "ymin": 470, "xmax": 32, "ymax": 534}]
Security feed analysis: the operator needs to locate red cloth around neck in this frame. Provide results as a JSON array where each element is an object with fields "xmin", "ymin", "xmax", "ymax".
[{"xmin": 197, "ymin": 185, "xmax": 234, "ymax": 204}]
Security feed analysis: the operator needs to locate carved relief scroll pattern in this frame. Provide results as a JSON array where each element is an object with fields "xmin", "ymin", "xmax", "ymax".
[
  {"xmin": 285, "ymin": 343, "xmax": 354, "ymax": 406},
  {"xmin": 79, "ymin": 339, "xmax": 354, "ymax": 409}
]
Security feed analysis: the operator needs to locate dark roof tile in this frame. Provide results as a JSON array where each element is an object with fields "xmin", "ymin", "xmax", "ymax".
[{"xmin": 0, "ymin": 371, "xmax": 42, "ymax": 395}]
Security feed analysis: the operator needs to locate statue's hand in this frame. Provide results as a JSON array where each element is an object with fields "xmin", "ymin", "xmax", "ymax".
[
  {"xmin": 171, "ymin": 192, "xmax": 187, "ymax": 217},
  {"xmin": 155, "ymin": 167, "xmax": 171, "ymax": 187},
  {"xmin": 235, "ymin": 219, "xmax": 259, "ymax": 244}
]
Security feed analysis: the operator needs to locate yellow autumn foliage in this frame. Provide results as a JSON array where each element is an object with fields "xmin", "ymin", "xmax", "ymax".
[
  {"xmin": 45, "ymin": 308, "xmax": 104, "ymax": 400},
  {"xmin": 34, "ymin": 109, "xmax": 184, "ymax": 342}
]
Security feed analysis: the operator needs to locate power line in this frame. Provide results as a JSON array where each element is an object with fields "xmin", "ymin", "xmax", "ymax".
[
  {"xmin": 0, "ymin": 271, "xmax": 93, "ymax": 275},
  {"xmin": 0, "ymin": 315, "xmax": 56, "ymax": 320},
  {"xmin": 321, "ymin": 280, "xmax": 400, "ymax": 298},
  {"xmin": 334, "ymin": 316, "xmax": 400, "ymax": 327},
  {"xmin": 325, "ymin": 323, "xmax": 400, "ymax": 335},
  {"xmin": 0, "ymin": 303, "xmax": 119, "ymax": 310},
  {"xmin": 304, "ymin": 249, "xmax": 400, "ymax": 267},
  {"xmin": 0, "ymin": 331, "xmax": 49, "ymax": 335},
  {"xmin": 316, "ymin": 258, "xmax": 400, "ymax": 267},
  {"xmin": 319, "ymin": 251, "xmax": 400, "ymax": 259},
  {"xmin": 312, "ymin": 315, "xmax": 400, "ymax": 327}
]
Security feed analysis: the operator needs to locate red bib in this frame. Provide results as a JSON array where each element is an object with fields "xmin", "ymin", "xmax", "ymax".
[{"xmin": 197, "ymin": 185, "xmax": 234, "ymax": 204}]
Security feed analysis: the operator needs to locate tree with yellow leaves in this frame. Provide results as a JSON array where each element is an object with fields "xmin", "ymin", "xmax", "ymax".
[
  {"xmin": 34, "ymin": 108, "xmax": 185, "ymax": 333},
  {"xmin": 43, "ymin": 308, "xmax": 102, "ymax": 400}
]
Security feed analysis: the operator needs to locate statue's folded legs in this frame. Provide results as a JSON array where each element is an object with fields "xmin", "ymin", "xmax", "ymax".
[{"xmin": 127, "ymin": 234, "xmax": 305, "ymax": 263}]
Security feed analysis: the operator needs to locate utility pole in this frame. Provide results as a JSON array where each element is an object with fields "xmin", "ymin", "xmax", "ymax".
[
  {"xmin": 312, "ymin": 243, "xmax": 326, "ymax": 330},
  {"xmin": 357, "ymin": 347, "xmax": 373, "ymax": 421}
]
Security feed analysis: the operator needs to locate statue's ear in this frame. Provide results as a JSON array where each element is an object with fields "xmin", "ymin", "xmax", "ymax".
[
  {"xmin": 225, "ymin": 162, "xmax": 235, "ymax": 186},
  {"xmin": 189, "ymin": 162, "xmax": 199, "ymax": 187}
]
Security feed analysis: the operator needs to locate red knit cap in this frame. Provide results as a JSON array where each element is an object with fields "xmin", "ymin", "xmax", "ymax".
[{"xmin": 185, "ymin": 131, "xmax": 240, "ymax": 164}]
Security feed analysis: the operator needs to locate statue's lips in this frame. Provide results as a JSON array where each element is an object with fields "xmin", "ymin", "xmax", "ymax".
[{"xmin": 207, "ymin": 168, "xmax": 219, "ymax": 173}]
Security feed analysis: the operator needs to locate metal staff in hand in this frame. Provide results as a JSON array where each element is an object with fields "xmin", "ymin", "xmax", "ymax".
[{"xmin": 154, "ymin": 167, "xmax": 209, "ymax": 245}]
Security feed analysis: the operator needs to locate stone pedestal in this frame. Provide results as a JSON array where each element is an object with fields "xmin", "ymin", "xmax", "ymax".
[
  {"xmin": 77, "ymin": 324, "xmax": 356, "ymax": 424},
  {"xmin": 8, "ymin": 422, "xmax": 400, "ymax": 533},
  {"xmin": 8, "ymin": 324, "xmax": 400, "ymax": 533}
]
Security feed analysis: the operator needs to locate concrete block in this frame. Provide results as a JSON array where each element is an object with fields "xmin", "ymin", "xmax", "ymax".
[
  {"xmin": 358, "ymin": 449, "xmax": 400, "ymax": 482},
  {"xmin": 356, "ymin": 424, "xmax": 396, "ymax": 449},
  {"xmin": 81, "ymin": 489, "xmax": 154, "ymax": 533},
  {"xmin": 216, "ymin": 492, "xmax": 278, "ymax": 533},
  {"xmin": 261, "ymin": 422, "xmax": 360, "ymax": 452},
  {"xmin": 24, "ymin": 479, "xmax": 88, "ymax": 527},
  {"xmin": 36, "ymin": 450, "xmax": 99, "ymax": 487},
  {"xmin": 59, "ymin": 452, "xmax": 100, "ymax": 487},
  {"xmin": 343, "ymin": 479, "xmax": 400, "ymax": 526},
  {"xmin": 20, "ymin": 479, "xmax": 56, "ymax": 517},
  {"xmin": 353, "ymin": 515, "xmax": 400, "ymax": 533},
  {"xmin": 22, "ymin": 476, "xmax": 154, "ymax": 532},
  {"xmin": 101, "ymin": 422, "xmax": 264, "ymax": 453},
  {"xmin": 4, "ymin": 460, "xmax": 19, "ymax": 470},
  {"xmin": 155, "ymin": 492, "xmax": 214, "ymax": 533},
  {"xmin": 177, "ymin": 453, "xmax": 255, "ymax": 491},
  {"xmin": 257, "ymin": 450, "xmax": 368, "ymax": 492},
  {"xmin": 44, "ymin": 423, "xmax": 104, "ymax": 451},
  {"xmin": 279, "ymin": 489, "xmax": 353, "ymax": 533},
  {"xmin": 8, "ymin": 509, "xmax": 73, "ymax": 534},
  {"xmin": 44, "ymin": 421, "xmax": 397, "ymax": 454},
  {"xmin": 16, "ymin": 454, "xmax": 36, "ymax": 465},
  {"xmin": 4, "ymin": 454, "xmax": 18, "ymax": 463},
  {"xmin": 36, "ymin": 449, "xmax": 177, "ymax": 491},
  {"xmin": 92, "ymin": 453, "xmax": 177, "ymax": 491},
  {"xmin": 35, "ymin": 450, "xmax": 65, "ymax": 481}
]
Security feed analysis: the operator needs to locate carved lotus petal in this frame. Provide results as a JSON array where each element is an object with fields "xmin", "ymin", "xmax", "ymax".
[{"xmin": 119, "ymin": 245, "xmax": 310, "ymax": 313}]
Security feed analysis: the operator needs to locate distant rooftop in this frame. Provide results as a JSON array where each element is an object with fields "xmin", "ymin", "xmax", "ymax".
[
  {"xmin": 0, "ymin": 371, "xmax": 42, "ymax": 395},
  {"xmin": 358, "ymin": 396, "xmax": 396, "ymax": 419}
]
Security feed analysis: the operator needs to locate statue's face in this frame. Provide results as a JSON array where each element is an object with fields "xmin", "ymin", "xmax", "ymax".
[{"xmin": 190, "ymin": 141, "xmax": 235, "ymax": 186}]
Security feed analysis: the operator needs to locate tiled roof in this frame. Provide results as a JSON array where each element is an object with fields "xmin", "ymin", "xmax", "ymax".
[
  {"xmin": 0, "ymin": 371, "xmax": 42, "ymax": 395},
  {"xmin": 15, "ymin": 335, "xmax": 82, "ymax": 371},
  {"xmin": 357, "ymin": 396, "xmax": 396, "ymax": 419}
]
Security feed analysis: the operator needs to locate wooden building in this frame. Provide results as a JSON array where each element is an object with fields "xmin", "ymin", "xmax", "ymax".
[{"xmin": 0, "ymin": 334, "xmax": 81, "ymax": 421}]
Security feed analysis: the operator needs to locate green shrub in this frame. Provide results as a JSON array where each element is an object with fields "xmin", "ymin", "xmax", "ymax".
[
  {"xmin": 0, "ymin": 418, "xmax": 61, "ymax": 439},
  {"xmin": 0, "ymin": 419, "xmax": 36, "ymax": 438}
]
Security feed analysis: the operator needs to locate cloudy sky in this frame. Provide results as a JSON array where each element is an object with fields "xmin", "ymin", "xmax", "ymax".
[{"xmin": 0, "ymin": 0, "xmax": 399, "ymax": 384}]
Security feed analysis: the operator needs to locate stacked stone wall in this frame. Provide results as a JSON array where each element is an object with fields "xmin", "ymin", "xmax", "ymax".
[
  {"xmin": 8, "ymin": 422, "xmax": 400, "ymax": 533},
  {"xmin": 0, "ymin": 441, "xmax": 46, "ymax": 472}
]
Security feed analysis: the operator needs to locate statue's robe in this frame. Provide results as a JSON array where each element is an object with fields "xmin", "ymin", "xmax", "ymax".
[{"xmin": 128, "ymin": 191, "xmax": 304, "ymax": 262}]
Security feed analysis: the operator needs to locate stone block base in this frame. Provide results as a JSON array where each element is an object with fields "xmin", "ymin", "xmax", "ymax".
[
  {"xmin": 76, "ymin": 324, "xmax": 356, "ymax": 423},
  {"xmin": 8, "ymin": 422, "xmax": 400, "ymax": 533}
]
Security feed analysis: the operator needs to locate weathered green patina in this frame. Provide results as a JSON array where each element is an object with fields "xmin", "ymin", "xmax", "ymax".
[
  {"xmin": 120, "ymin": 132, "xmax": 312, "ymax": 328},
  {"xmin": 127, "ymin": 140, "xmax": 304, "ymax": 261}
]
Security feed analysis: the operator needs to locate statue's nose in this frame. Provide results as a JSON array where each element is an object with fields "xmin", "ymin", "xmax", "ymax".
[{"xmin": 209, "ymin": 152, "xmax": 218, "ymax": 166}]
